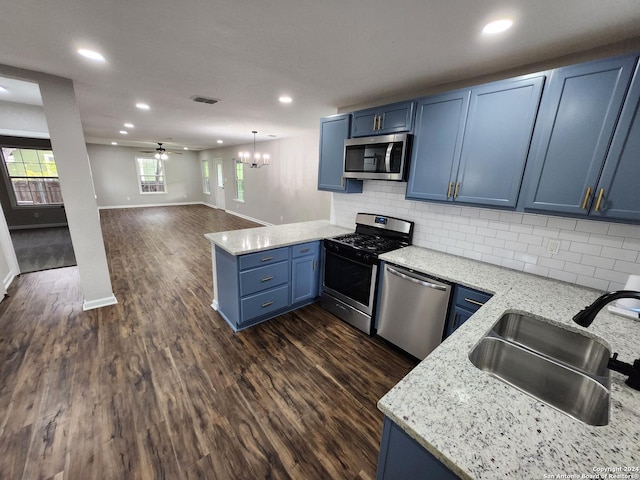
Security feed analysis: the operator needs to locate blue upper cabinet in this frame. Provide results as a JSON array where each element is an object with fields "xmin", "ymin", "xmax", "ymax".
[
  {"xmin": 351, "ymin": 100, "xmax": 416, "ymax": 137},
  {"xmin": 522, "ymin": 55, "xmax": 637, "ymax": 216},
  {"xmin": 407, "ymin": 75, "xmax": 544, "ymax": 207},
  {"xmin": 318, "ymin": 114, "xmax": 363, "ymax": 193},
  {"xmin": 455, "ymin": 75, "xmax": 545, "ymax": 207},
  {"xmin": 592, "ymin": 60, "xmax": 640, "ymax": 221},
  {"xmin": 406, "ymin": 90, "xmax": 470, "ymax": 202}
]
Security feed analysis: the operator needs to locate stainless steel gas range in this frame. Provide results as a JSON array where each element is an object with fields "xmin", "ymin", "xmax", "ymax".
[{"xmin": 320, "ymin": 213, "xmax": 414, "ymax": 334}]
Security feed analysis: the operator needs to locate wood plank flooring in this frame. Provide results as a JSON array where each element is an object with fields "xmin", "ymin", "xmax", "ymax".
[{"xmin": 0, "ymin": 205, "xmax": 417, "ymax": 479}]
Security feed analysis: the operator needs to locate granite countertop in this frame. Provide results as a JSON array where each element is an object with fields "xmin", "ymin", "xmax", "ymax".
[
  {"xmin": 378, "ymin": 246, "xmax": 640, "ymax": 479},
  {"xmin": 204, "ymin": 220, "xmax": 352, "ymax": 255}
]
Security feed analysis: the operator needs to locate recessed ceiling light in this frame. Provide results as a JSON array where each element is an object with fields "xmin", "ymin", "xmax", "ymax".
[
  {"xmin": 119, "ymin": 130, "xmax": 128, "ymax": 135},
  {"xmin": 124, "ymin": 123, "xmax": 134, "ymax": 128},
  {"xmin": 0, "ymin": 86, "xmax": 8, "ymax": 93},
  {"xmin": 216, "ymin": 140, "xmax": 223, "ymax": 144},
  {"xmin": 136, "ymin": 103, "xmax": 150, "ymax": 110},
  {"xmin": 183, "ymin": 147, "xmax": 189, "ymax": 150},
  {"xmin": 111, "ymin": 142, "xmax": 118, "ymax": 145},
  {"xmin": 482, "ymin": 19, "xmax": 513, "ymax": 34},
  {"xmin": 77, "ymin": 48, "xmax": 106, "ymax": 62},
  {"xmin": 279, "ymin": 96, "xmax": 292, "ymax": 104}
]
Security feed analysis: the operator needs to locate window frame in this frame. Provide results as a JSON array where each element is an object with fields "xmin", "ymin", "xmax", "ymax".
[
  {"xmin": 201, "ymin": 159, "xmax": 211, "ymax": 194},
  {"xmin": 234, "ymin": 159, "xmax": 244, "ymax": 202},
  {"xmin": 135, "ymin": 156, "xmax": 167, "ymax": 195},
  {"xmin": 0, "ymin": 146, "xmax": 64, "ymax": 208}
]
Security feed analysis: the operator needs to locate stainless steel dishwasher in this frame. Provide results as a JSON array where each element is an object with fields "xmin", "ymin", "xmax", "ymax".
[{"xmin": 377, "ymin": 263, "xmax": 452, "ymax": 360}]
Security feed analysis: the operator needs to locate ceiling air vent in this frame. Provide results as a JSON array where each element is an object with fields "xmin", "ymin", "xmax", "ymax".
[{"xmin": 191, "ymin": 95, "xmax": 219, "ymax": 105}]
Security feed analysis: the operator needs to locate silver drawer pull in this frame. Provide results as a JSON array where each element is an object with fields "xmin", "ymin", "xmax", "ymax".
[
  {"xmin": 261, "ymin": 256, "xmax": 273, "ymax": 262},
  {"xmin": 299, "ymin": 248, "xmax": 310, "ymax": 253},
  {"xmin": 261, "ymin": 301, "xmax": 274, "ymax": 308},
  {"xmin": 464, "ymin": 297, "xmax": 485, "ymax": 307},
  {"xmin": 261, "ymin": 276, "xmax": 274, "ymax": 282}
]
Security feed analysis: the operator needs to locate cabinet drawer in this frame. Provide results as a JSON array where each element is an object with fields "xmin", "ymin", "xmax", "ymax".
[
  {"xmin": 453, "ymin": 286, "xmax": 492, "ymax": 312},
  {"xmin": 239, "ymin": 247, "xmax": 289, "ymax": 271},
  {"xmin": 239, "ymin": 261, "xmax": 289, "ymax": 296},
  {"xmin": 241, "ymin": 284, "xmax": 289, "ymax": 321},
  {"xmin": 291, "ymin": 241, "xmax": 319, "ymax": 258}
]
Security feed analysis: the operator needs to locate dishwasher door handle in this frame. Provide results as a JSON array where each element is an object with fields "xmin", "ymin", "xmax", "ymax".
[{"xmin": 387, "ymin": 266, "xmax": 447, "ymax": 291}]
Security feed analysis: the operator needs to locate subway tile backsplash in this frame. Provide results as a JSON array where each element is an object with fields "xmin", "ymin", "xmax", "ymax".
[{"xmin": 331, "ymin": 181, "xmax": 640, "ymax": 292}]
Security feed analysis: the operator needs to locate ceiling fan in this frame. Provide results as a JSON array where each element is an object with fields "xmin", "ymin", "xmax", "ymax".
[{"xmin": 139, "ymin": 142, "xmax": 182, "ymax": 159}]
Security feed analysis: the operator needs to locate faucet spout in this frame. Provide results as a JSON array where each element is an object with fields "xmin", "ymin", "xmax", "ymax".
[
  {"xmin": 573, "ymin": 290, "xmax": 640, "ymax": 391},
  {"xmin": 573, "ymin": 290, "xmax": 640, "ymax": 327}
]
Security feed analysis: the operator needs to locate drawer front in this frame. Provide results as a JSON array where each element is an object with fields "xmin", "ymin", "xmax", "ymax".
[
  {"xmin": 291, "ymin": 241, "xmax": 319, "ymax": 258},
  {"xmin": 241, "ymin": 284, "xmax": 289, "ymax": 321},
  {"xmin": 453, "ymin": 285, "xmax": 492, "ymax": 312},
  {"xmin": 239, "ymin": 247, "xmax": 289, "ymax": 271},
  {"xmin": 239, "ymin": 261, "xmax": 289, "ymax": 296}
]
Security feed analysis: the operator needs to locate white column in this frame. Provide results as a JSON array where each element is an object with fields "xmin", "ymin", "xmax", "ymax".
[{"xmin": 38, "ymin": 75, "xmax": 117, "ymax": 310}]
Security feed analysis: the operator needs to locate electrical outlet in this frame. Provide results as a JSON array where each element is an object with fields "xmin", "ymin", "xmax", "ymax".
[
  {"xmin": 280, "ymin": 216, "xmax": 283, "ymax": 221},
  {"xmin": 546, "ymin": 239, "xmax": 561, "ymax": 255}
]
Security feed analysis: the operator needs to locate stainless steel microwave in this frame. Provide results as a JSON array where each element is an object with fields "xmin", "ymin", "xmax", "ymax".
[{"xmin": 343, "ymin": 133, "xmax": 411, "ymax": 181}]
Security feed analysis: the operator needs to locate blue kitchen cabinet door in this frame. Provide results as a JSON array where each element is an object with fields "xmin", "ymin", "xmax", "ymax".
[
  {"xmin": 406, "ymin": 90, "xmax": 470, "ymax": 202},
  {"xmin": 377, "ymin": 417, "xmax": 460, "ymax": 480},
  {"xmin": 445, "ymin": 306, "xmax": 473, "ymax": 338},
  {"xmin": 291, "ymin": 241, "xmax": 320, "ymax": 304},
  {"xmin": 592, "ymin": 59, "xmax": 640, "ymax": 221},
  {"xmin": 351, "ymin": 101, "xmax": 415, "ymax": 137},
  {"xmin": 522, "ymin": 55, "xmax": 637, "ymax": 215},
  {"xmin": 454, "ymin": 75, "xmax": 545, "ymax": 207},
  {"xmin": 318, "ymin": 114, "xmax": 362, "ymax": 193}
]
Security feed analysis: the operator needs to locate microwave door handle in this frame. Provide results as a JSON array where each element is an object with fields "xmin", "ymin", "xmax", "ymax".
[{"xmin": 384, "ymin": 143, "xmax": 393, "ymax": 172}]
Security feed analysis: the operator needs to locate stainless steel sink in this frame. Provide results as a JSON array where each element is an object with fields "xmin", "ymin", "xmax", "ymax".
[
  {"xmin": 469, "ymin": 313, "xmax": 611, "ymax": 426},
  {"xmin": 492, "ymin": 312, "xmax": 611, "ymax": 376}
]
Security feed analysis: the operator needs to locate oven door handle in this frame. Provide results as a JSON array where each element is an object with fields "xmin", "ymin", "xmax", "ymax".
[{"xmin": 387, "ymin": 266, "xmax": 447, "ymax": 291}]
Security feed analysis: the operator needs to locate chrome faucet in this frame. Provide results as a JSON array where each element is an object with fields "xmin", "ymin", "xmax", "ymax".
[{"xmin": 573, "ymin": 290, "xmax": 640, "ymax": 391}]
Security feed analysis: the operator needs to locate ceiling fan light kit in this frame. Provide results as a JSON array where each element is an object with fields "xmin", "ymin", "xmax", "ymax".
[{"xmin": 239, "ymin": 131, "xmax": 270, "ymax": 168}]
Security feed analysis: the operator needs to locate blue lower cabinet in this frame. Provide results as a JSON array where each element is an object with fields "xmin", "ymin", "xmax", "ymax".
[
  {"xmin": 377, "ymin": 417, "xmax": 460, "ymax": 480},
  {"xmin": 216, "ymin": 241, "xmax": 321, "ymax": 331},
  {"xmin": 241, "ymin": 284, "xmax": 290, "ymax": 321},
  {"xmin": 444, "ymin": 285, "xmax": 492, "ymax": 339}
]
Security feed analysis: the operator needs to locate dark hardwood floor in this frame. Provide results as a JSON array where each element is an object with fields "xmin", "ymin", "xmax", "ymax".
[{"xmin": 0, "ymin": 205, "xmax": 417, "ymax": 479}]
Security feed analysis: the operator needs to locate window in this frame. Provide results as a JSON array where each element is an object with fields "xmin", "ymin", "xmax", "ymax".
[
  {"xmin": 201, "ymin": 159, "xmax": 210, "ymax": 194},
  {"xmin": 234, "ymin": 159, "xmax": 244, "ymax": 201},
  {"xmin": 1, "ymin": 147, "xmax": 63, "ymax": 206},
  {"xmin": 216, "ymin": 163, "xmax": 223, "ymax": 188},
  {"xmin": 136, "ymin": 157, "xmax": 166, "ymax": 194}
]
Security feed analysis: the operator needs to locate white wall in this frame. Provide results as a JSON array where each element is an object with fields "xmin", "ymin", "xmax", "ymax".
[
  {"xmin": 332, "ymin": 181, "xmax": 640, "ymax": 292},
  {"xmin": 200, "ymin": 132, "xmax": 331, "ymax": 225},
  {"xmin": 88, "ymin": 144, "xmax": 201, "ymax": 208},
  {"xmin": 0, "ymin": 101, "xmax": 48, "ymax": 138}
]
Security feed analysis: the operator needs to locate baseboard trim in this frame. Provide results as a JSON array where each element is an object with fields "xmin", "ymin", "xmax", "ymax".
[
  {"xmin": 225, "ymin": 209, "xmax": 271, "ymax": 226},
  {"xmin": 98, "ymin": 202, "xmax": 202, "ymax": 210},
  {"xmin": 201, "ymin": 202, "xmax": 219, "ymax": 209},
  {"xmin": 3, "ymin": 270, "xmax": 16, "ymax": 291},
  {"xmin": 83, "ymin": 294, "xmax": 118, "ymax": 311}
]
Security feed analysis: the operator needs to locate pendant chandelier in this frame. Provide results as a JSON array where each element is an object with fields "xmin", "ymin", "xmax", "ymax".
[{"xmin": 239, "ymin": 131, "xmax": 270, "ymax": 168}]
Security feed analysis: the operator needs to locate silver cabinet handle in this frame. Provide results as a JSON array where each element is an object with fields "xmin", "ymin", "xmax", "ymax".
[
  {"xmin": 464, "ymin": 297, "xmax": 485, "ymax": 307},
  {"xmin": 299, "ymin": 248, "xmax": 310, "ymax": 253},
  {"xmin": 261, "ymin": 276, "xmax": 274, "ymax": 282},
  {"xmin": 387, "ymin": 266, "xmax": 447, "ymax": 291},
  {"xmin": 261, "ymin": 256, "xmax": 273, "ymax": 262},
  {"xmin": 261, "ymin": 301, "xmax": 274, "ymax": 308}
]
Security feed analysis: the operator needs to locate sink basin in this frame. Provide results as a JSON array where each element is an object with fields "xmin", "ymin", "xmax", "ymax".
[
  {"xmin": 492, "ymin": 312, "xmax": 611, "ymax": 376},
  {"xmin": 469, "ymin": 313, "xmax": 611, "ymax": 426}
]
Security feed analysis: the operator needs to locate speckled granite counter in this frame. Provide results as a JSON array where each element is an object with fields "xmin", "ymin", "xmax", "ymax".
[
  {"xmin": 205, "ymin": 220, "xmax": 351, "ymax": 255},
  {"xmin": 378, "ymin": 246, "xmax": 640, "ymax": 479}
]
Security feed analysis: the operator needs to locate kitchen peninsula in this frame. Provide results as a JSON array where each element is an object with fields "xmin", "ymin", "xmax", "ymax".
[{"xmin": 205, "ymin": 220, "xmax": 350, "ymax": 331}]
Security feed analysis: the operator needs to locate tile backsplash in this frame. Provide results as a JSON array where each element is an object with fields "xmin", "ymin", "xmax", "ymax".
[{"xmin": 331, "ymin": 181, "xmax": 640, "ymax": 292}]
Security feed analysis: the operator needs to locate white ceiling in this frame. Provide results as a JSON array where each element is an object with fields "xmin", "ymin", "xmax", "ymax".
[{"xmin": 1, "ymin": 0, "xmax": 640, "ymax": 150}]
